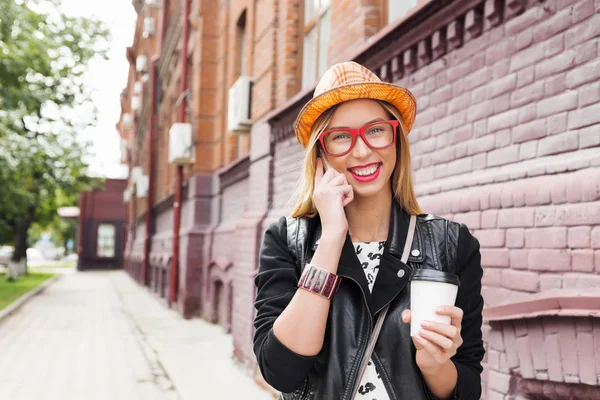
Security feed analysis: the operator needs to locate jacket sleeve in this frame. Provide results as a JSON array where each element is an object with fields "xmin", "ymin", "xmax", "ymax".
[
  {"xmin": 253, "ymin": 217, "xmax": 316, "ymax": 393},
  {"xmin": 451, "ymin": 223, "xmax": 485, "ymax": 400}
]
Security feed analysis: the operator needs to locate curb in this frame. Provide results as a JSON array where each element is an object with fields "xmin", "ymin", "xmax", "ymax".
[{"xmin": 0, "ymin": 274, "xmax": 62, "ymax": 323}]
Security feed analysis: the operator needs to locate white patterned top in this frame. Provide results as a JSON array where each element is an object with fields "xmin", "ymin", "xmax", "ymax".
[{"xmin": 352, "ymin": 241, "xmax": 391, "ymax": 400}]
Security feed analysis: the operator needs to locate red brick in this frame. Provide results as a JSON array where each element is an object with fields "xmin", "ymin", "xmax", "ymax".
[
  {"xmin": 516, "ymin": 27, "xmax": 533, "ymax": 50},
  {"xmin": 487, "ymin": 349, "xmax": 501, "ymax": 369},
  {"xmin": 498, "ymin": 208, "xmax": 535, "ymax": 228},
  {"xmin": 488, "ymin": 329, "xmax": 505, "ymax": 351},
  {"xmin": 482, "ymin": 210, "xmax": 498, "ymax": 228},
  {"xmin": 524, "ymin": 181, "xmax": 552, "ymax": 206},
  {"xmin": 430, "ymin": 85, "xmax": 453, "ymax": 106},
  {"xmin": 525, "ymin": 227, "xmax": 567, "ymax": 249},
  {"xmin": 546, "ymin": 112, "xmax": 568, "ymax": 136},
  {"xmin": 556, "ymin": 203, "xmax": 600, "ymax": 226},
  {"xmin": 516, "ymin": 336, "xmax": 535, "ymax": 379},
  {"xmin": 481, "ymin": 248, "xmax": 510, "ymax": 268},
  {"xmin": 501, "ymin": 269, "xmax": 539, "ymax": 292},
  {"xmin": 592, "ymin": 227, "xmax": 600, "ymax": 248},
  {"xmin": 506, "ymin": 228, "xmax": 525, "ymax": 248},
  {"xmin": 568, "ymin": 226, "xmax": 591, "ymax": 248},
  {"xmin": 596, "ymin": 250, "xmax": 600, "ymax": 272},
  {"xmin": 510, "ymin": 80, "xmax": 544, "ymax": 107},
  {"xmin": 448, "ymin": 124, "xmax": 473, "ymax": 145},
  {"xmin": 488, "ymin": 145, "xmax": 519, "ymax": 167},
  {"xmin": 572, "ymin": 249, "xmax": 594, "ymax": 272},
  {"xmin": 511, "ymin": 119, "xmax": 546, "ymax": 144},
  {"xmin": 446, "ymin": 157, "xmax": 473, "ymax": 176},
  {"xmin": 565, "ymin": 13, "xmax": 600, "ymax": 47},
  {"xmin": 537, "ymin": 131, "xmax": 579, "ymax": 157},
  {"xmin": 544, "ymin": 333, "xmax": 564, "ymax": 381},
  {"xmin": 579, "ymin": 81, "xmax": 600, "ymax": 107},
  {"xmin": 528, "ymin": 249, "xmax": 571, "ymax": 271},
  {"xmin": 580, "ymin": 125, "xmax": 600, "ymax": 149},
  {"xmin": 540, "ymin": 274, "xmax": 562, "ymax": 291},
  {"xmin": 566, "ymin": 58, "xmax": 600, "ymax": 89},
  {"xmin": 463, "ymin": 67, "xmax": 494, "ymax": 92},
  {"xmin": 516, "ymin": 65, "xmax": 535, "ymax": 88},
  {"xmin": 473, "ymin": 153, "xmax": 487, "ymax": 170},
  {"xmin": 527, "ymin": 319, "xmax": 547, "ymax": 372},
  {"xmin": 448, "ymin": 92, "xmax": 471, "ymax": 115}
]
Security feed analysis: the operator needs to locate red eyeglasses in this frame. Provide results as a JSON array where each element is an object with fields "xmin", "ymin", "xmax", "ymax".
[{"xmin": 317, "ymin": 120, "xmax": 399, "ymax": 157}]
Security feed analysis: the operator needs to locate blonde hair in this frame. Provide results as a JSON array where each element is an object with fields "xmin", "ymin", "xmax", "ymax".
[{"xmin": 290, "ymin": 100, "xmax": 422, "ymax": 218}]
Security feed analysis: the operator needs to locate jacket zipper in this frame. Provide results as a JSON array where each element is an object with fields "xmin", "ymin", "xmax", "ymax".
[{"xmin": 344, "ymin": 275, "xmax": 373, "ymax": 400}]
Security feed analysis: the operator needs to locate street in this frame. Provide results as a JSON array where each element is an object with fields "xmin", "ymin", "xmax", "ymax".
[{"xmin": 0, "ymin": 270, "xmax": 273, "ymax": 400}]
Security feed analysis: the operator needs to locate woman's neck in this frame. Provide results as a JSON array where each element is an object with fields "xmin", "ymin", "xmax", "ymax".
[{"xmin": 345, "ymin": 188, "xmax": 393, "ymax": 243}]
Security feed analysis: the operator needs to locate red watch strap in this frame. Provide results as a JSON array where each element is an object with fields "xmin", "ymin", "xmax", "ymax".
[{"xmin": 298, "ymin": 264, "xmax": 341, "ymax": 299}]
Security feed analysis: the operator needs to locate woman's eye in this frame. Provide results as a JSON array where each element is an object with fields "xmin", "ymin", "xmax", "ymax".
[
  {"xmin": 368, "ymin": 127, "xmax": 383, "ymax": 134},
  {"xmin": 333, "ymin": 133, "xmax": 350, "ymax": 140}
]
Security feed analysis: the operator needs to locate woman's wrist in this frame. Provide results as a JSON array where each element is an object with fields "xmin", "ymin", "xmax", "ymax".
[{"xmin": 310, "ymin": 233, "xmax": 345, "ymax": 274}]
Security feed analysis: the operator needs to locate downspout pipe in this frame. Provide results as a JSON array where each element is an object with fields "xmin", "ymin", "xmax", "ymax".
[
  {"xmin": 170, "ymin": 0, "xmax": 190, "ymax": 305},
  {"xmin": 143, "ymin": 59, "xmax": 157, "ymax": 287}
]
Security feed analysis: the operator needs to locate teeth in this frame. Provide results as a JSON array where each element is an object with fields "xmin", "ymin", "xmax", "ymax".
[{"xmin": 352, "ymin": 164, "xmax": 379, "ymax": 176}]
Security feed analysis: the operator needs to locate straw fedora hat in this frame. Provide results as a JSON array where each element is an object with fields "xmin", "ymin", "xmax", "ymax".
[{"xmin": 294, "ymin": 61, "xmax": 417, "ymax": 148}]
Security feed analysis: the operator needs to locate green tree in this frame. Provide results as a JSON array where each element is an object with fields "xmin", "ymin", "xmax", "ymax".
[{"xmin": 0, "ymin": 0, "xmax": 109, "ymax": 278}]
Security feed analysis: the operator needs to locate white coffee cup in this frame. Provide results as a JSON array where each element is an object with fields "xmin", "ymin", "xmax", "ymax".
[{"xmin": 409, "ymin": 269, "xmax": 460, "ymax": 337}]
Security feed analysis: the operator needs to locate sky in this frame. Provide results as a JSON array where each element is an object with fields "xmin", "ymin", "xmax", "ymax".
[{"xmin": 59, "ymin": 0, "xmax": 137, "ymax": 179}]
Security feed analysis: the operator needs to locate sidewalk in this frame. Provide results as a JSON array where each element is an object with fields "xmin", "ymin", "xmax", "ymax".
[
  {"xmin": 0, "ymin": 270, "xmax": 273, "ymax": 400},
  {"xmin": 109, "ymin": 270, "xmax": 273, "ymax": 400}
]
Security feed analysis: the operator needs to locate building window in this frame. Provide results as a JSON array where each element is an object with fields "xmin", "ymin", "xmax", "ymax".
[
  {"xmin": 302, "ymin": 0, "xmax": 331, "ymax": 90},
  {"xmin": 386, "ymin": 0, "xmax": 418, "ymax": 24},
  {"xmin": 236, "ymin": 10, "xmax": 247, "ymax": 77},
  {"xmin": 97, "ymin": 224, "xmax": 116, "ymax": 258}
]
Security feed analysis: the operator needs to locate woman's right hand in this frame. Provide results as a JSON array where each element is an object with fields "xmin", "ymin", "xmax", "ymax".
[{"xmin": 313, "ymin": 158, "xmax": 353, "ymax": 238}]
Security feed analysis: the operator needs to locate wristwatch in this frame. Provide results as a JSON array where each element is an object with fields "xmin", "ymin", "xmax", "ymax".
[{"xmin": 298, "ymin": 264, "xmax": 341, "ymax": 300}]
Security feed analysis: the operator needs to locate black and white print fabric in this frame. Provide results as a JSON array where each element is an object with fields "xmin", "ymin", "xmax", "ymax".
[{"xmin": 352, "ymin": 241, "xmax": 390, "ymax": 400}]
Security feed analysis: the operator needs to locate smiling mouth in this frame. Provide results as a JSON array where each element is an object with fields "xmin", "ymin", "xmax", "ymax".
[{"xmin": 348, "ymin": 163, "xmax": 382, "ymax": 177}]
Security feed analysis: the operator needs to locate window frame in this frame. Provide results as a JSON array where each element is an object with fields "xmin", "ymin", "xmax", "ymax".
[
  {"xmin": 96, "ymin": 223, "xmax": 117, "ymax": 259},
  {"xmin": 300, "ymin": 0, "xmax": 332, "ymax": 90}
]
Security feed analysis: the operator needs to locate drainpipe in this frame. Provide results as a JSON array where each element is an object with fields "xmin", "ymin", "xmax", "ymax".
[
  {"xmin": 143, "ymin": 59, "xmax": 157, "ymax": 287},
  {"xmin": 170, "ymin": 0, "xmax": 190, "ymax": 305}
]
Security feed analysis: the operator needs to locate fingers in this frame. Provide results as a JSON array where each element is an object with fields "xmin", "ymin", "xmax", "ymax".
[
  {"xmin": 436, "ymin": 306, "xmax": 464, "ymax": 328},
  {"xmin": 402, "ymin": 309, "xmax": 411, "ymax": 324},
  {"xmin": 413, "ymin": 335, "xmax": 444, "ymax": 359},
  {"xmin": 329, "ymin": 173, "xmax": 347, "ymax": 187},
  {"xmin": 315, "ymin": 158, "xmax": 324, "ymax": 185},
  {"xmin": 342, "ymin": 185, "xmax": 354, "ymax": 207},
  {"xmin": 418, "ymin": 328, "xmax": 454, "ymax": 351},
  {"xmin": 420, "ymin": 320, "xmax": 459, "ymax": 341}
]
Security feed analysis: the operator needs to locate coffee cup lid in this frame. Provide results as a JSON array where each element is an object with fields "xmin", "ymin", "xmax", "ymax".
[{"xmin": 410, "ymin": 269, "xmax": 460, "ymax": 287}]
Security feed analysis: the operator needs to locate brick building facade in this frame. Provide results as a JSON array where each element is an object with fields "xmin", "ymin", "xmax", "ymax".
[{"xmin": 117, "ymin": 0, "xmax": 600, "ymax": 398}]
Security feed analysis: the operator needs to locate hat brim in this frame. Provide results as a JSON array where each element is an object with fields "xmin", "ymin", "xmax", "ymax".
[{"xmin": 294, "ymin": 82, "xmax": 417, "ymax": 148}]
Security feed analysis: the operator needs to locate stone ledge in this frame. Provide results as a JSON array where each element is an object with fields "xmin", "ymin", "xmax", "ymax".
[{"xmin": 483, "ymin": 289, "xmax": 600, "ymax": 321}]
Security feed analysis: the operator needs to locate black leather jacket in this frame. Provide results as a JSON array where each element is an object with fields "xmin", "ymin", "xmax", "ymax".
[{"xmin": 254, "ymin": 201, "xmax": 484, "ymax": 400}]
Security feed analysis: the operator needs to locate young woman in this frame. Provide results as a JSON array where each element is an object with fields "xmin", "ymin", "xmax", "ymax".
[{"xmin": 253, "ymin": 62, "xmax": 484, "ymax": 400}]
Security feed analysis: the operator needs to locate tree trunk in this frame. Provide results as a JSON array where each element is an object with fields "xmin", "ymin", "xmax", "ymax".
[{"xmin": 8, "ymin": 211, "xmax": 33, "ymax": 279}]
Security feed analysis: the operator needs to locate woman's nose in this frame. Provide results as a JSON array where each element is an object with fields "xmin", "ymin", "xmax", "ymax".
[{"xmin": 351, "ymin": 136, "xmax": 372, "ymax": 159}]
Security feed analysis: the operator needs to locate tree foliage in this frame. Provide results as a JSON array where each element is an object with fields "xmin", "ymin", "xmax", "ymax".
[{"xmin": 0, "ymin": 0, "xmax": 109, "ymax": 267}]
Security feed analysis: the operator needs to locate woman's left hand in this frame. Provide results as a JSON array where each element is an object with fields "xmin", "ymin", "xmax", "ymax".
[{"xmin": 401, "ymin": 306, "xmax": 464, "ymax": 374}]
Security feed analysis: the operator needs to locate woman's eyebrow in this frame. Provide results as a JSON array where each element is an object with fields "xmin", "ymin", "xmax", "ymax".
[{"xmin": 328, "ymin": 117, "xmax": 386, "ymax": 130}]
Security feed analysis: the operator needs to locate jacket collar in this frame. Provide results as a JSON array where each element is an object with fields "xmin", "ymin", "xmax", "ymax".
[{"xmin": 310, "ymin": 199, "xmax": 417, "ymax": 316}]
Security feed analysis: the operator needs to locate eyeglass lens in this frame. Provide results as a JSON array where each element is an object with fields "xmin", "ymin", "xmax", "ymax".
[{"xmin": 323, "ymin": 122, "xmax": 395, "ymax": 155}]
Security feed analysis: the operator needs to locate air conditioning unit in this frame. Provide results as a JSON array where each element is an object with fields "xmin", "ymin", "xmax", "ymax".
[
  {"xmin": 120, "ymin": 139, "xmax": 129, "ymax": 163},
  {"xmin": 131, "ymin": 166, "xmax": 143, "ymax": 183},
  {"xmin": 136, "ymin": 55, "xmax": 148, "ymax": 72},
  {"xmin": 123, "ymin": 186, "xmax": 133, "ymax": 202},
  {"xmin": 168, "ymin": 123, "xmax": 195, "ymax": 164},
  {"xmin": 122, "ymin": 112, "xmax": 133, "ymax": 129},
  {"xmin": 132, "ymin": 95, "xmax": 141, "ymax": 111},
  {"xmin": 227, "ymin": 75, "xmax": 253, "ymax": 134},
  {"xmin": 133, "ymin": 81, "xmax": 143, "ymax": 95},
  {"xmin": 143, "ymin": 17, "xmax": 155, "ymax": 38},
  {"xmin": 136, "ymin": 175, "xmax": 149, "ymax": 198}
]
